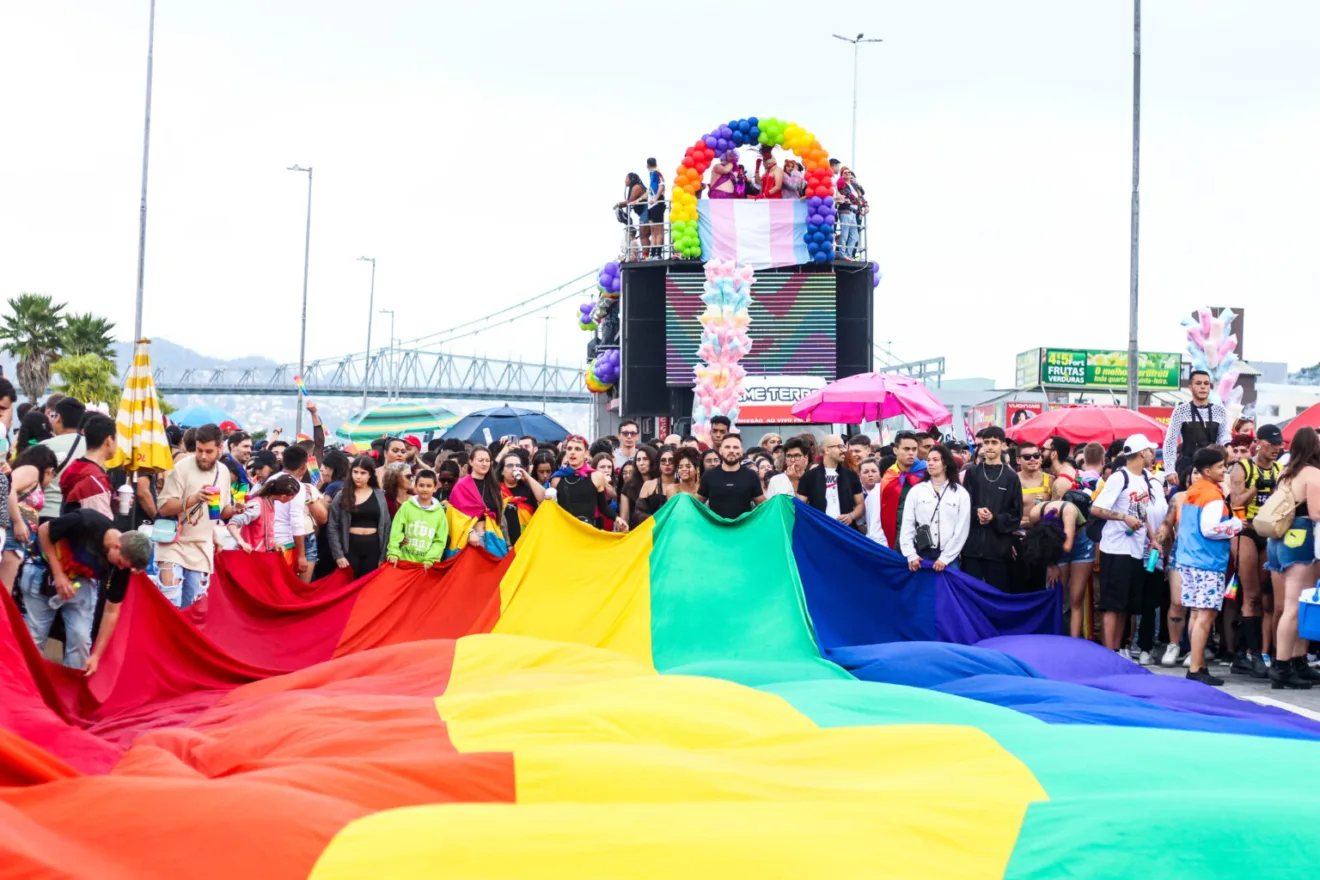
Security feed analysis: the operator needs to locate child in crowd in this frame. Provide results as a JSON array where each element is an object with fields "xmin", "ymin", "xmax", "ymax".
[{"xmin": 386, "ymin": 469, "xmax": 449, "ymax": 568}]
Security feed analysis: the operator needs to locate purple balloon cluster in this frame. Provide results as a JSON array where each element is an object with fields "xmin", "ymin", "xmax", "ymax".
[
  {"xmin": 597, "ymin": 261, "xmax": 621, "ymax": 297},
  {"xmin": 577, "ymin": 301, "xmax": 596, "ymax": 331},
  {"xmin": 870, "ymin": 261, "xmax": 882, "ymax": 289},
  {"xmin": 703, "ymin": 117, "xmax": 761, "ymax": 152},
  {"xmin": 805, "ymin": 196, "xmax": 837, "ymax": 263},
  {"xmin": 586, "ymin": 348, "xmax": 621, "ymax": 392}
]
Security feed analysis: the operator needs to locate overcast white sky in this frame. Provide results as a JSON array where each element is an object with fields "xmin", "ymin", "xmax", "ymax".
[{"xmin": 2, "ymin": 1, "xmax": 1317, "ymax": 385}]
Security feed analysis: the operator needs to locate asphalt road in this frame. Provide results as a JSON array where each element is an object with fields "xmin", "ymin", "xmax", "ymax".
[{"xmin": 1150, "ymin": 661, "xmax": 1320, "ymax": 717}]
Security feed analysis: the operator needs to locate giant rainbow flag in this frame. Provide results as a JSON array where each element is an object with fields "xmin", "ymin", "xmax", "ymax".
[{"xmin": 4, "ymin": 496, "xmax": 1320, "ymax": 878}]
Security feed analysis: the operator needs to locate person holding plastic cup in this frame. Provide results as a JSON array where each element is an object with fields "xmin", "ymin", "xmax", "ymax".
[{"xmin": 154, "ymin": 423, "xmax": 232, "ymax": 608}]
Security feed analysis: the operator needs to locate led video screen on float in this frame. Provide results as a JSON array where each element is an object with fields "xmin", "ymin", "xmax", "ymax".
[{"xmin": 663, "ymin": 271, "xmax": 837, "ymax": 386}]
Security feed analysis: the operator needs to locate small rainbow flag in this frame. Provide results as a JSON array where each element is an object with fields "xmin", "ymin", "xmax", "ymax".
[
  {"xmin": 1224, "ymin": 573, "xmax": 1240, "ymax": 602},
  {"xmin": 293, "ymin": 375, "xmax": 309, "ymax": 397},
  {"xmin": 233, "ymin": 482, "xmax": 249, "ymax": 506},
  {"xmin": 307, "ymin": 456, "xmax": 321, "ymax": 486}
]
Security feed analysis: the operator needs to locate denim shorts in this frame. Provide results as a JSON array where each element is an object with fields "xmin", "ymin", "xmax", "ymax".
[
  {"xmin": 3, "ymin": 531, "xmax": 25, "ymax": 555},
  {"xmin": 1062, "ymin": 530, "xmax": 1097, "ymax": 565},
  {"xmin": 305, "ymin": 532, "xmax": 319, "ymax": 563},
  {"xmin": 1265, "ymin": 517, "xmax": 1316, "ymax": 574}
]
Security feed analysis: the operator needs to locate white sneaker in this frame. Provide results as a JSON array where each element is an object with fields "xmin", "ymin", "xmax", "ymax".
[
  {"xmin": 1182, "ymin": 653, "xmax": 1193, "ymax": 668},
  {"xmin": 1139, "ymin": 650, "xmax": 1153, "ymax": 666},
  {"xmin": 1161, "ymin": 644, "xmax": 1180, "ymax": 667},
  {"xmin": 1309, "ymin": 653, "xmax": 1320, "ymax": 668},
  {"xmin": 1116, "ymin": 650, "xmax": 1136, "ymax": 663}
]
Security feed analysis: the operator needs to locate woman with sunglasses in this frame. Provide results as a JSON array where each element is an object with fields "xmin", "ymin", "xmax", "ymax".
[{"xmin": 632, "ymin": 447, "xmax": 679, "ymax": 527}]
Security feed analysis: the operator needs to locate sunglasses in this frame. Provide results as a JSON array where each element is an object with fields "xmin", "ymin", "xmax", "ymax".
[
  {"xmin": 1019, "ymin": 452, "xmax": 1042, "ymax": 460},
  {"xmin": 660, "ymin": 457, "xmax": 674, "ymax": 463},
  {"xmin": 620, "ymin": 430, "xmax": 639, "ymax": 437}
]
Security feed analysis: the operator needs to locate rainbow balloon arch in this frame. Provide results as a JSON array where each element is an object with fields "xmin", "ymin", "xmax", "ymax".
[
  {"xmin": 671, "ymin": 115, "xmax": 839, "ymax": 263},
  {"xmin": 581, "ymin": 115, "xmax": 858, "ymax": 418}
]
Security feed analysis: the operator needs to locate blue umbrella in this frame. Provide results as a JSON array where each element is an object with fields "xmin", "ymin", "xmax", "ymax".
[
  {"xmin": 171, "ymin": 404, "xmax": 241, "ymax": 429},
  {"xmin": 442, "ymin": 405, "xmax": 570, "ymax": 444}
]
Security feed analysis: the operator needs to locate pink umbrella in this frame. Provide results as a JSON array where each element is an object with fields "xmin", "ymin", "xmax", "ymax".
[{"xmin": 790, "ymin": 373, "xmax": 952, "ymax": 429}]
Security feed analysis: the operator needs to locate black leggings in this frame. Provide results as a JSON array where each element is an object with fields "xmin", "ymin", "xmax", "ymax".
[{"xmin": 346, "ymin": 533, "xmax": 381, "ymax": 579}]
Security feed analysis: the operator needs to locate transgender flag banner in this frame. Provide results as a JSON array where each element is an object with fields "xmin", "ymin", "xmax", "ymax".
[{"xmin": 697, "ymin": 199, "xmax": 811, "ymax": 270}]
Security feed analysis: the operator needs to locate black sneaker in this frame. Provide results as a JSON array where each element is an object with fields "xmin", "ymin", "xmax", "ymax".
[
  {"xmin": 1270, "ymin": 657, "xmax": 1314, "ymax": 690},
  {"xmin": 1187, "ymin": 669, "xmax": 1225, "ymax": 686},
  {"xmin": 1250, "ymin": 654, "xmax": 1270, "ymax": 679},
  {"xmin": 1230, "ymin": 652, "xmax": 1255, "ymax": 676}
]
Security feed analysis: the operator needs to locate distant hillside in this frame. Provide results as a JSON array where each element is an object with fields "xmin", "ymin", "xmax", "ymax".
[
  {"xmin": 1289, "ymin": 362, "xmax": 1320, "ymax": 386},
  {"xmin": 111, "ymin": 339, "xmax": 282, "ymax": 373}
]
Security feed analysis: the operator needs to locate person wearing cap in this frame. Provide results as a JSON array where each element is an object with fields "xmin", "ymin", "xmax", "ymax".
[
  {"xmin": 1091, "ymin": 434, "xmax": 1167, "ymax": 655},
  {"xmin": 1224, "ymin": 422, "xmax": 1286, "ymax": 677},
  {"xmin": 403, "ymin": 435, "xmax": 422, "ymax": 467}
]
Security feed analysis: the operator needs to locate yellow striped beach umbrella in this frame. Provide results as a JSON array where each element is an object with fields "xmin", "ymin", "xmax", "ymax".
[{"xmin": 107, "ymin": 339, "xmax": 174, "ymax": 473}]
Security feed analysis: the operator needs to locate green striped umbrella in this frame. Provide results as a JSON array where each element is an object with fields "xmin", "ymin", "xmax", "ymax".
[{"xmin": 333, "ymin": 402, "xmax": 460, "ymax": 447}]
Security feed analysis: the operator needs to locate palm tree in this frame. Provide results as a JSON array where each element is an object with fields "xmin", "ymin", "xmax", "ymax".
[
  {"xmin": 0, "ymin": 293, "xmax": 66, "ymax": 402},
  {"xmin": 61, "ymin": 312, "xmax": 117, "ymax": 360}
]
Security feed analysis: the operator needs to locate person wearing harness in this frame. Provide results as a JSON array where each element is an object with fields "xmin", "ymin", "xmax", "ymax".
[
  {"xmin": 1227, "ymin": 423, "xmax": 1286, "ymax": 678},
  {"xmin": 1162, "ymin": 370, "xmax": 1231, "ymax": 490}
]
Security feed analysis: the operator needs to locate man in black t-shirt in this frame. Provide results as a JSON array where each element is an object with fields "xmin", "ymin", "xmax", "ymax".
[
  {"xmin": 796, "ymin": 433, "xmax": 864, "ymax": 526},
  {"xmin": 698, "ymin": 434, "xmax": 765, "ymax": 519},
  {"xmin": 28, "ymin": 509, "xmax": 153, "ymax": 674}
]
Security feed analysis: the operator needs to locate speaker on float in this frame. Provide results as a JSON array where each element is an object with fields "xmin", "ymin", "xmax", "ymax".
[
  {"xmin": 619, "ymin": 263, "xmax": 670, "ymax": 415},
  {"xmin": 835, "ymin": 265, "xmax": 874, "ymax": 378}
]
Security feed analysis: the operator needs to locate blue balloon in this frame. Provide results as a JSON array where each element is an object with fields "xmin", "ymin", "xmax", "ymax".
[
  {"xmin": 738, "ymin": 119, "xmax": 749, "ymax": 131},
  {"xmin": 750, "ymin": 126, "xmax": 760, "ymax": 140},
  {"xmin": 813, "ymin": 252, "xmax": 828, "ymax": 263},
  {"xmin": 749, "ymin": 116, "xmax": 759, "ymax": 126}
]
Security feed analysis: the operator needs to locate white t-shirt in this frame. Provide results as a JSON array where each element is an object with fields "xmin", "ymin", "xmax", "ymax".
[
  {"xmin": 824, "ymin": 467, "xmax": 840, "ymax": 518},
  {"xmin": 1094, "ymin": 467, "xmax": 1167, "ymax": 560},
  {"xmin": 766, "ymin": 473, "xmax": 796, "ymax": 498},
  {"xmin": 272, "ymin": 481, "xmax": 309, "ymax": 548}
]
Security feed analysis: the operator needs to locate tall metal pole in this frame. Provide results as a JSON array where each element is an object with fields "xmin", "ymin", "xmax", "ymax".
[
  {"xmin": 851, "ymin": 41, "xmax": 859, "ymax": 170},
  {"xmin": 542, "ymin": 315, "xmax": 550, "ymax": 412},
  {"xmin": 132, "ymin": 0, "xmax": 157, "ymax": 343},
  {"xmin": 1126, "ymin": 1, "xmax": 1141, "ymax": 411},
  {"xmin": 833, "ymin": 33, "xmax": 882, "ymax": 171},
  {"xmin": 380, "ymin": 310, "xmax": 395, "ymax": 400},
  {"xmin": 358, "ymin": 257, "xmax": 376, "ymax": 411},
  {"xmin": 287, "ymin": 165, "xmax": 313, "ymax": 434}
]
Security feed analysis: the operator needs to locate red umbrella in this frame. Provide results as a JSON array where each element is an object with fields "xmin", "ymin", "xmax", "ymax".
[
  {"xmin": 1004, "ymin": 405, "xmax": 1168, "ymax": 447},
  {"xmin": 1282, "ymin": 402, "xmax": 1320, "ymax": 443}
]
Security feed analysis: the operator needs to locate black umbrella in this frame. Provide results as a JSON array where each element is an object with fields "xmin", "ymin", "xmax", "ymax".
[{"xmin": 442, "ymin": 405, "xmax": 571, "ymax": 444}]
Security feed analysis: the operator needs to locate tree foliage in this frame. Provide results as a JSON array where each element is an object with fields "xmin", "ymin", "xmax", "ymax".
[
  {"xmin": 51, "ymin": 354, "xmax": 120, "ymax": 414},
  {"xmin": 61, "ymin": 312, "xmax": 117, "ymax": 360},
  {"xmin": 0, "ymin": 293, "xmax": 67, "ymax": 402}
]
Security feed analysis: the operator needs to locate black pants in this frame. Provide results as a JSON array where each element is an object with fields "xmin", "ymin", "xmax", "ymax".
[
  {"xmin": 1136, "ymin": 569, "xmax": 1169, "ymax": 652},
  {"xmin": 346, "ymin": 533, "xmax": 381, "ymax": 579},
  {"xmin": 962, "ymin": 557, "xmax": 1012, "ymax": 592},
  {"xmin": 1010, "ymin": 536, "xmax": 1048, "ymax": 593}
]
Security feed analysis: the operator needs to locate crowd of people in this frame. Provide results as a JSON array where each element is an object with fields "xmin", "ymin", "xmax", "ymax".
[
  {"xmin": 5, "ymin": 367, "xmax": 1319, "ymax": 691},
  {"xmin": 616, "ymin": 153, "xmax": 870, "ymax": 259}
]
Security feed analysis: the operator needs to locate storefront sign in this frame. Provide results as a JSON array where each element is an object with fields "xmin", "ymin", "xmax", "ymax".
[
  {"xmin": 1006, "ymin": 401, "xmax": 1043, "ymax": 426},
  {"xmin": 1019, "ymin": 349, "xmax": 1182, "ymax": 390},
  {"xmin": 737, "ymin": 376, "xmax": 826, "ymax": 425}
]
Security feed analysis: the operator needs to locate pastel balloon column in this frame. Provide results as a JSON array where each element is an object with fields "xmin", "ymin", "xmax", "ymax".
[
  {"xmin": 672, "ymin": 116, "xmax": 836, "ymax": 261},
  {"xmin": 691, "ymin": 260, "xmax": 755, "ymax": 443},
  {"xmin": 1181, "ymin": 307, "xmax": 1242, "ymax": 408},
  {"xmin": 586, "ymin": 348, "xmax": 620, "ymax": 393}
]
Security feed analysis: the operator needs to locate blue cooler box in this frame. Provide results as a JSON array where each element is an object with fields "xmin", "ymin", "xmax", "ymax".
[{"xmin": 1300, "ymin": 584, "xmax": 1320, "ymax": 642}]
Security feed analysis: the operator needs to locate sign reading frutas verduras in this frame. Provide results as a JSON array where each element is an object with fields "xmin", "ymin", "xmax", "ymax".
[{"xmin": 1016, "ymin": 349, "xmax": 1182, "ymax": 390}]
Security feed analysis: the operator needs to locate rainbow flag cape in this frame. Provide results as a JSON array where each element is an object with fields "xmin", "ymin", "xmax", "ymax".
[{"xmin": 3, "ymin": 497, "xmax": 1320, "ymax": 878}]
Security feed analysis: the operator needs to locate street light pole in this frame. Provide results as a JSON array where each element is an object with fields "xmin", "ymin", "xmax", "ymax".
[
  {"xmin": 832, "ymin": 32, "xmax": 882, "ymax": 171},
  {"xmin": 287, "ymin": 164, "xmax": 313, "ymax": 435},
  {"xmin": 380, "ymin": 309, "xmax": 396, "ymax": 399},
  {"xmin": 358, "ymin": 257, "xmax": 376, "ymax": 411},
  {"xmin": 1126, "ymin": 1, "xmax": 1141, "ymax": 411},
  {"xmin": 132, "ymin": 0, "xmax": 157, "ymax": 343},
  {"xmin": 542, "ymin": 315, "xmax": 550, "ymax": 413}
]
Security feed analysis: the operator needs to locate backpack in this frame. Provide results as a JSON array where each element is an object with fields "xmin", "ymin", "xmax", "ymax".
[
  {"xmin": 1083, "ymin": 469, "xmax": 1153, "ymax": 543},
  {"xmin": 1252, "ymin": 479, "xmax": 1299, "ymax": 540},
  {"xmin": 1063, "ymin": 489, "xmax": 1094, "ymax": 521}
]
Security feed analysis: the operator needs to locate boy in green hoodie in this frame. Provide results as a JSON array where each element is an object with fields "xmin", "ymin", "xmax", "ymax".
[{"xmin": 387, "ymin": 470, "xmax": 449, "ymax": 568}]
